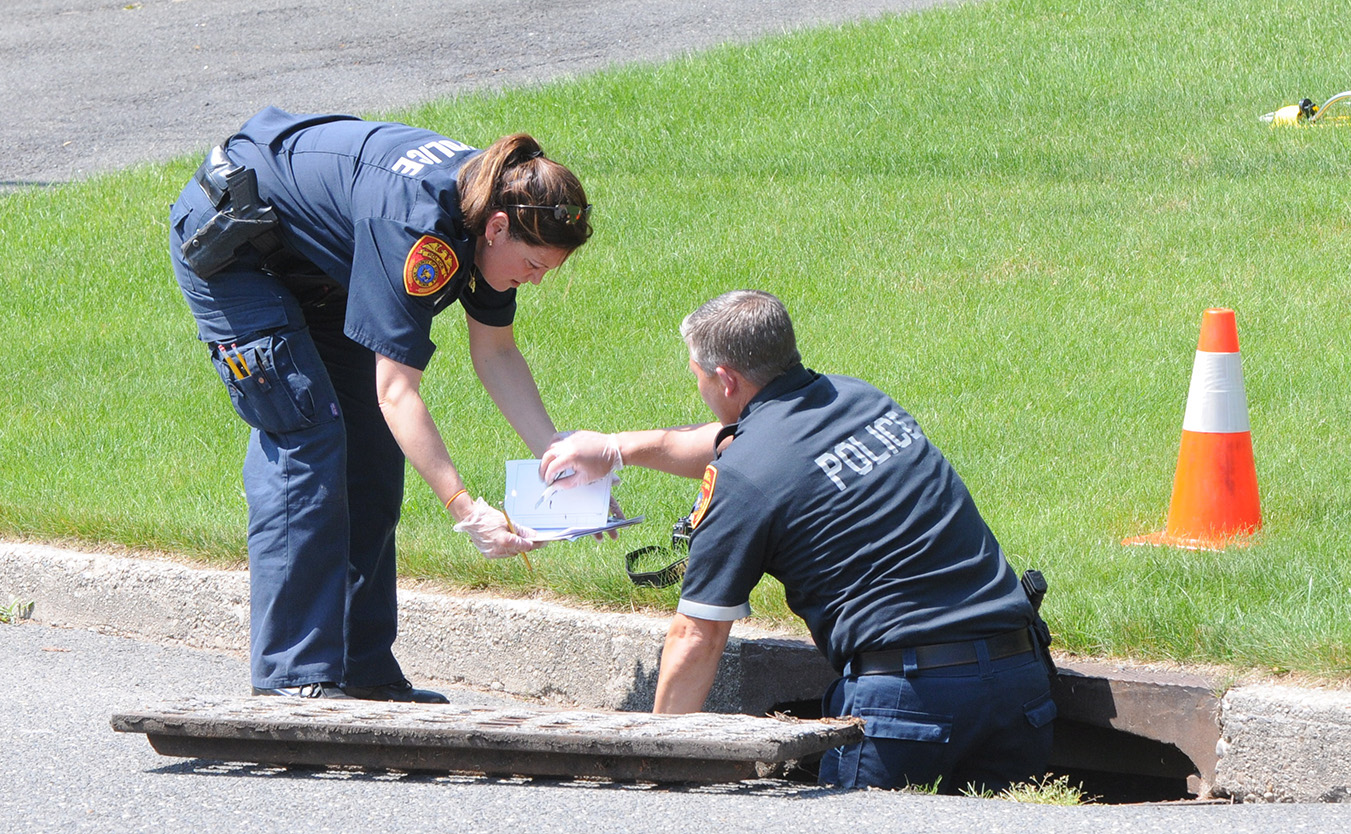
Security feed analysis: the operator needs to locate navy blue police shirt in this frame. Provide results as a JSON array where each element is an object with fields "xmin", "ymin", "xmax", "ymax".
[
  {"xmin": 222, "ymin": 107, "xmax": 516, "ymax": 370},
  {"xmin": 678, "ymin": 364, "xmax": 1034, "ymax": 673}
]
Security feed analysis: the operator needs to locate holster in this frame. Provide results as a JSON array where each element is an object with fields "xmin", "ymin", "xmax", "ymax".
[
  {"xmin": 1021, "ymin": 569, "xmax": 1058, "ymax": 679},
  {"xmin": 181, "ymin": 145, "xmax": 282, "ymax": 279}
]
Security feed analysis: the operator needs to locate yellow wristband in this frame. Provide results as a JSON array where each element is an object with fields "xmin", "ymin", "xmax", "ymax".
[{"xmin": 444, "ymin": 488, "xmax": 469, "ymax": 510}]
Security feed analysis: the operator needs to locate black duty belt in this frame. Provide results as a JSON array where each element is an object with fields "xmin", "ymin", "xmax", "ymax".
[{"xmin": 852, "ymin": 628, "xmax": 1035, "ymax": 675}]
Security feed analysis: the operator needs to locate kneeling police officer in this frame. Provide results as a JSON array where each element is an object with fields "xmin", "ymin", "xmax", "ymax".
[{"xmin": 541, "ymin": 290, "xmax": 1056, "ymax": 792}]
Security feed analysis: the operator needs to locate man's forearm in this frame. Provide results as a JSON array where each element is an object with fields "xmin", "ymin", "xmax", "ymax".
[
  {"xmin": 653, "ymin": 613, "xmax": 733, "ymax": 713},
  {"xmin": 616, "ymin": 423, "xmax": 721, "ymax": 479}
]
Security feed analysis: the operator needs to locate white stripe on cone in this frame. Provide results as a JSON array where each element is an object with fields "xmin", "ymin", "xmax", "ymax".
[{"xmin": 1181, "ymin": 351, "xmax": 1249, "ymax": 434}]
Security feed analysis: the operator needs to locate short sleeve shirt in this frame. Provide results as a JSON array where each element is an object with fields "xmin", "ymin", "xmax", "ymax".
[
  {"xmin": 677, "ymin": 365, "xmax": 1034, "ymax": 672},
  {"xmin": 223, "ymin": 107, "xmax": 516, "ymax": 370}
]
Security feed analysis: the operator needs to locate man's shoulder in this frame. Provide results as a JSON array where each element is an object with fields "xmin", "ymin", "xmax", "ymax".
[
  {"xmin": 751, "ymin": 370, "xmax": 906, "ymax": 428},
  {"xmin": 815, "ymin": 373, "xmax": 918, "ymax": 423},
  {"xmin": 818, "ymin": 371, "xmax": 891, "ymax": 398},
  {"xmin": 711, "ymin": 419, "xmax": 808, "ymax": 502}
]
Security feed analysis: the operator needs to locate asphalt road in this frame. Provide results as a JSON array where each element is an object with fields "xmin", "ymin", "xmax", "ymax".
[
  {"xmin": 5, "ymin": 0, "xmax": 960, "ymax": 185},
  {"xmin": 5, "ymin": 621, "xmax": 1345, "ymax": 834}
]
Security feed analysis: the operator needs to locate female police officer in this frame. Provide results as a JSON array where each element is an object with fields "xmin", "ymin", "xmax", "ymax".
[{"xmin": 169, "ymin": 107, "xmax": 592, "ymax": 702}]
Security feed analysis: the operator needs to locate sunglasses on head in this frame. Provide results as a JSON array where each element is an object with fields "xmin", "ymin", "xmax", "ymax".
[{"xmin": 504, "ymin": 203, "xmax": 592, "ymax": 224}]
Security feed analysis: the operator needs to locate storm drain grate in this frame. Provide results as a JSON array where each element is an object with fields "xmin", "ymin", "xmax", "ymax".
[{"xmin": 112, "ymin": 698, "xmax": 863, "ymax": 783}]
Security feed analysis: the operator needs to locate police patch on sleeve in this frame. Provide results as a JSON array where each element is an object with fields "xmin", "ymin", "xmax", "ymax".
[
  {"xmin": 403, "ymin": 235, "xmax": 459, "ymax": 296},
  {"xmin": 689, "ymin": 464, "xmax": 718, "ymax": 529}
]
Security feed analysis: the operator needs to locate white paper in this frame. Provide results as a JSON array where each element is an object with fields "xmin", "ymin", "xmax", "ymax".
[{"xmin": 503, "ymin": 459, "xmax": 643, "ymax": 541}]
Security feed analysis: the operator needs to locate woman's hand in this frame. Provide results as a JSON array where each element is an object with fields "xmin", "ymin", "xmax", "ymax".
[{"xmin": 452, "ymin": 498, "xmax": 544, "ymax": 558}]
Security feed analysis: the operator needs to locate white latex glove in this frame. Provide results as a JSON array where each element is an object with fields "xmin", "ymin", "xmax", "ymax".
[
  {"xmin": 452, "ymin": 497, "xmax": 543, "ymax": 558},
  {"xmin": 539, "ymin": 431, "xmax": 623, "ymax": 492}
]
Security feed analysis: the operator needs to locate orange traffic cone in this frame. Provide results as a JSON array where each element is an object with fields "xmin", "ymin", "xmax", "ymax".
[{"xmin": 1124, "ymin": 308, "xmax": 1262, "ymax": 550}]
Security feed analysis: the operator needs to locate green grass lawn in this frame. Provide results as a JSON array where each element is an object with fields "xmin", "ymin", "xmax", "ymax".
[{"xmin": 3, "ymin": 0, "xmax": 1350, "ymax": 677}]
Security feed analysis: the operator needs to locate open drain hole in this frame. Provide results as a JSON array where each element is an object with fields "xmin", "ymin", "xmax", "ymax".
[{"xmin": 768, "ymin": 701, "xmax": 1197, "ymax": 804}]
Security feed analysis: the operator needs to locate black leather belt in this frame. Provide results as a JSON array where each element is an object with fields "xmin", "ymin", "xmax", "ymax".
[{"xmin": 852, "ymin": 628, "xmax": 1034, "ymax": 675}]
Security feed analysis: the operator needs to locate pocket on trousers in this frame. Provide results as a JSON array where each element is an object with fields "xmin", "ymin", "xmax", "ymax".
[
  {"xmin": 858, "ymin": 708, "xmax": 953, "ymax": 744},
  {"xmin": 212, "ymin": 332, "xmax": 328, "ymax": 435},
  {"xmin": 170, "ymin": 198, "xmax": 193, "ymax": 238},
  {"xmin": 1023, "ymin": 691, "xmax": 1058, "ymax": 729},
  {"xmin": 193, "ymin": 302, "xmax": 290, "ymax": 346}
]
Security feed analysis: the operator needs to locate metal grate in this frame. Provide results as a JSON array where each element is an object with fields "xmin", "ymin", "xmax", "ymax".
[{"xmin": 112, "ymin": 698, "xmax": 862, "ymax": 783}]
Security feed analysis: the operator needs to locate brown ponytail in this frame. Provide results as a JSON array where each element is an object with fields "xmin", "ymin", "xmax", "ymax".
[{"xmin": 457, "ymin": 133, "xmax": 592, "ymax": 250}]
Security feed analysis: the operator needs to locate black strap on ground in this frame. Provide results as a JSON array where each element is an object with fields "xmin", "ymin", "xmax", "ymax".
[
  {"xmin": 624, "ymin": 546, "xmax": 687, "ymax": 588},
  {"xmin": 624, "ymin": 516, "xmax": 692, "ymax": 588}
]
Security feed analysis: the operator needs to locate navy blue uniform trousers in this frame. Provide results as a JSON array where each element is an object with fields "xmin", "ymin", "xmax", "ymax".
[
  {"xmin": 170, "ymin": 180, "xmax": 406, "ymax": 690},
  {"xmin": 819, "ymin": 647, "xmax": 1056, "ymax": 793}
]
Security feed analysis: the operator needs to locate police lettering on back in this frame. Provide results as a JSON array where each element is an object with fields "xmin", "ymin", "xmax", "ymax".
[
  {"xmin": 814, "ymin": 409, "xmax": 921, "ymax": 491},
  {"xmin": 391, "ymin": 139, "xmax": 475, "ymax": 177}
]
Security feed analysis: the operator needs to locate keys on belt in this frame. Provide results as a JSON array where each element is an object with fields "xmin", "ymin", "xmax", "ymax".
[{"xmin": 852, "ymin": 628, "xmax": 1035, "ymax": 675}]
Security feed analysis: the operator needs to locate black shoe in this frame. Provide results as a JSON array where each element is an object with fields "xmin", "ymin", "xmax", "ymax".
[
  {"xmin": 342, "ymin": 678, "xmax": 449, "ymax": 703},
  {"xmin": 251, "ymin": 681, "xmax": 353, "ymax": 699}
]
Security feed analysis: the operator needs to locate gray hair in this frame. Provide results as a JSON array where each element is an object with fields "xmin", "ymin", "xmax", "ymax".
[{"xmin": 679, "ymin": 290, "xmax": 801, "ymax": 387}]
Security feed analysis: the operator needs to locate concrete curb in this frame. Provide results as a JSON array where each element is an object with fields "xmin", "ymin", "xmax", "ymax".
[
  {"xmin": 1217, "ymin": 685, "xmax": 1351, "ymax": 803},
  {"xmin": 4, "ymin": 541, "xmax": 1349, "ymax": 802},
  {"xmin": 0, "ymin": 542, "xmax": 834, "ymax": 717}
]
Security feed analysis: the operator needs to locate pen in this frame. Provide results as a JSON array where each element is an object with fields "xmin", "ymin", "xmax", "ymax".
[
  {"xmin": 535, "ymin": 467, "xmax": 575, "ymax": 509},
  {"xmin": 501, "ymin": 507, "xmax": 533, "ymax": 572}
]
